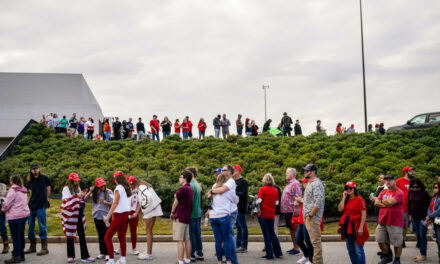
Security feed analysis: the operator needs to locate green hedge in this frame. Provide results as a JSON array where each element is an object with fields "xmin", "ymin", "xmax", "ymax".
[{"xmin": 1, "ymin": 123, "xmax": 440, "ymax": 217}]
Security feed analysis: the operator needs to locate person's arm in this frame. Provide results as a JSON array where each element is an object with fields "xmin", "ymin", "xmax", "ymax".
[
  {"xmin": 133, "ymin": 201, "xmax": 141, "ymax": 218},
  {"xmin": 46, "ymin": 186, "xmax": 51, "ymax": 198},
  {"xmin": 170, "ymin": 194, "xmax": 179, "ymax": 220},
  {"xmin": 358, "ymin": 210, "xmax": 366, "ymax": 236},
  {"xmin": 338, "ymin": 193, "xmax": 347, "ymax": 212},
  {"xmin": 309, "ymin": 182, "xmax": 325, "ymax": 217},
  {"xmin": 1, "ymin": 190, "xmax": 15, "ymax": 213},
  {"xmin": 104, "ymin": 189, "xmax": 120, "ymax": 224},
  {"xmin": 382, "ymin": 197, "xmax": 397, "ymax": 206},
  {"xmin": 211, "ymin": 185, "xmax": 229, "ymax": 195},
  {"xmin": 84, "ymin": 186, "xmax": 94, "ymax": 200}
]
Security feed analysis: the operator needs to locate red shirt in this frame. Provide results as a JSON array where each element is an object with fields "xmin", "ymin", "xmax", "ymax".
[
  {"xmin": 150, "ymin": 119, "xmax": 160, "ymax": 133},
  {"xmin": 257, "ymin": 186, "xmax": 279, "ymax": 220},
  {"xmin": 174, "ymin": 122, "xmax": 180, "ymax": 133},
  {"xmin": 396, "ymin": 177, "xmax": 410, "ymax": 212},
  {"xmin": 181, "ymin": 122, "xmax": 190, "ymax": 132},
  {"xmin": 344, "ymin": 196, "xmax": 366, "ymax": 217},
  {"xmin": 187, "ymin": 120, "xmax": 193, "ymax": 130},
  {"xmin": 198, "ymin": 122, "xmax": 206, "ymax": 131},
  {"xmin": 378, "ymin": 188, "xmax": 404, "ymax": 227}
]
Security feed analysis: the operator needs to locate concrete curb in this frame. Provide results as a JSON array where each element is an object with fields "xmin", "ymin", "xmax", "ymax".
[{"xmin": 35, "ymin": 234, "xmax": 421, "ymax": 243}]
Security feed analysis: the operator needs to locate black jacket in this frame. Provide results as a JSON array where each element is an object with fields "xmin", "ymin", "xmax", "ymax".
[{"xmin": 235, "ymin": 178, "xmax": 248, "ymax": 214}]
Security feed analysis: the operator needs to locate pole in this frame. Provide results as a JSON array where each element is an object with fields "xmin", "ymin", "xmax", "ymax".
[
  {"xmin": 262, "ymin": 85, "xmax": 269, "ymax": 122},
  {"xmin": 360, "ymin": 0, "xmax": 368, "ymax": 132}
]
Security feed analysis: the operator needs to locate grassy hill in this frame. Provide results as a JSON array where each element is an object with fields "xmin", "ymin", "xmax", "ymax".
[{"xmin": 1, "ymin": 123, "xmax": 439, "ymax": 217}]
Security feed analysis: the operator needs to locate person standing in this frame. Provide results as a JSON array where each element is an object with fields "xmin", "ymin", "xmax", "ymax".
[
  {"xmin": 370, "ymin": 174, "xmax": 386, "ymax": 223},
  {"xmin": 295, "ymin": 178, "xmax": 313, "ymax": 264},
  {"xmin": 170, "ymin": 170, "xmax": 194, "ymax": 264},
  {"xmin": 316, "ymin": 120, "xmax": 325, "ymax": 133},
  {"xmin": 78, "ymin": 117, "xmax": 86, "ymax": 137},
  {"xmin": 245, "ymin": 118, "xmax": 251, "ymax": 137},
  {"xmin": 221, "ymin": 114, "xmax": 231, "ymax": 139},
  {"xmin": 61, "ymin": 173, "xmax": 94, "ymax": 263},
  {"xmin": 396, "ymin": 166, "xmax": 414, "ymax": 247},
  {"xmin": 187, "ymin": 167, "xmax": 204, "ymax": 261},
  {"xmin": 236, "ymin": 115, "xmax": 244, "ymax": 136},
  {"xmin": 86, "ymin": 117, "xmax": 95, "ymax": 140},
  {"xmin": 408, "ymin": 178, "xmax": 430, "ymax": 262},
  {"xmin": 174, "ymin": 119, "xmax": 181, "ymax": 136},
  {"xmin": 337, "ymin": 182, "xmax": 369, "ymax": 264},
  {"xmin": 234, "ymin": 165, "xmax": 248, "ymax": 253},
  {"xmin": 186, "ymin": 116, "xmax": 194, "ymax": 139},
  {"xmin": 127, "ymin": 118, "xmax": 134, "ymax": 139},
  {"xmin": 69, "ymin": 113, "xmax": 78, "ymax": 136},
  {"xmin": 303, "ymin": 164, "xmax": 325, "ymax": 264},
  {"xmin": 161, "ymin": 116, "xmax": 172, "ymax": 139},
  {"xmin": 281, "ymin": 112, "xmax": 293, "ymax": 136},
  {"xmin": 25, "ymin": 163, "xmax": 51, "ymax": 256},
  {"xmin": 181, "ymin": 118, "xmax": 190, "ymax": 140},
  {"xmin": 378, "ymin": 123, "xmax": 386, "ymax": 135},
  {"xmin": 113, "ymin": 117, "xmax": 122, "ymax": 140},
  {"xmin": 0, "ymin": 183, "xmax": 9, "ymax": 254},
  {"xmin": 123, "ymin": 176, "xmax": 141, "ymax": 256},
  {"xmin": 281, "ymin": 168, "xmax": 302, "ymax": 256},
  {"xmin": 374, "ymin": 174, "xmax": 404, "ymax": 264},
  {"xmin": 150, "ymin": 115, "xmax": 160, "ymax": 141},
  {"xmin": 104, "ymin": 119, "xmax": 111, "ymax": 141},
  {"xmin": 262, "ymin": 119, "xmax": 271, "ymax": 133},
  {"xmin": 2, "ymin": 175, "xmax": 30, "ymax": 264},
  {"xmin": 59, "ymin": 115, "xmax": 69, "ymax": 136},
  {"xmin": 53, "ymin": 114, "xmax": 60, "ymax": 133},
  {"xmin": 346, "ymin": 124, "xmax": 355, "ymax": 134},
  {"xmin": 136, "ymin": 118, "xmax": 146, "ymax": 140},
  {"xmin": 213, "ymin": 115, "xmax": 221, "ymax": 138},
  {"xmin": 427, "ymin": 183, "xmax": 440, "ymax": 263},
  {"xmin": 294, "ymin": 120, "xmax": 302, "ymax": 136},
  {"xmin": 197, "ymin": 118, "xmax": 207, "ymax": 140}
]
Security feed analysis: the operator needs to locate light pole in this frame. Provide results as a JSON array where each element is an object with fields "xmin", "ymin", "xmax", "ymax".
[
  {"xmin": 359, "ymin": 0, "xmax": 368, "ymax": 132},
  {"xmin": 262, "ymin": 85, "xmax": 269, "ymax": 122}
]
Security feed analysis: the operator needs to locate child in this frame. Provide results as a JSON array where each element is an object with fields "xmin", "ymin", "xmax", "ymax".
[
  {"xmin": 60, "ymin": 172, "xmax": 94, "ymax": 263},
  {"xmin": 0, "ymin": 183, "xmax": 9, "ymax": 254},
  {"xmin": 2, "ymin": 175, "xmax": 30, "ymax": 264},
  {"xmin": 104, "ymin": 171, "xmax": 131, "ymax": 264},
  {"xmin": 85, "ymin": 177, "xmax": 113, "ymax": 260}
]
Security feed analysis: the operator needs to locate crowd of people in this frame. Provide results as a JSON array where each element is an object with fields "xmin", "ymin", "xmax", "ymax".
[{"xmin": 40, "ymin": 112, "xmax": 388, "ymax": 142}]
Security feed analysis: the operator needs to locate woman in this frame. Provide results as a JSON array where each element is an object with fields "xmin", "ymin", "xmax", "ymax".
[
  {"xmin": 250, "ymin": 120, "xmax": 258, "ymax": 136},
  {"xmin": 1, "ymin": 175, "xmax": 29, "ymax": 264},
  {"xmin": 104, "ymin": 119, "xmax": 111, "ymax": 141},
  {"xmin": 86, "ymin": 117, "xmax": 95, "ymax": 140},
  {"xmin": 132, "ymin": 178, "xmax": 163, "ymax": 260},
  {"xmin": 336, "ymin": 123, "xmax": 343, "ymax": 134},
  {"xmin": 123, "ymin": 176, "xmax": 140, "ymax": 256},
  {"xmin": 197, "ymin": 118, "xmax": 207, "ymax": 139},
  {"xmin": 104, "ymin": 171, "xmax": 131, "ymax": 264},
  {"xmin": 40, "ymin": 114, "xmax": 46, "ymax": 124},
  {"xmin": 257, "ymin": 173, "xmax": 282, "ymax": 259},
  {"xmin": 59, "ymin": 115, "xmax": 69, "ymax": 136},
  {"xmin": 61, "ymin": 173, "xmax": 94, "ymax": 263},
  {"xmin": 161, "ymin": 116, "xmax": 172, "ymax": 139},
  {"xmin": 53, "ymin": 113, "xmax": 60, "ymax": 133},
  {"xmin": 174, "ymin": 119, "xmax": 181, "ymax": 136},
  {"xmin": 78, "ymin": 117, "xmax": 86, "ymax": 137},
  {"xmin": 208, "ymin": 173, "xmax": 234, "ymax": 264},
  {"xmin": 181, "ymin": 118, "xmax": 190, "ymax": 139},
  {"xmin": 427, "ymin": 182, "xmax": 440, "ymax": 263},
  {"xmin": 337, "ymin": 181, "xmax": 369, "ymax": 264},
  {"xmin": 294, "ymin": 178, "xmax": 313, "ymax": 264},
  {"xmin": 85, "ymin": 177, "xmax": 113, "ymax": 260},
  {"xmin": 408, "ymin": 178, "xmax": 430, "ymax": 262}
]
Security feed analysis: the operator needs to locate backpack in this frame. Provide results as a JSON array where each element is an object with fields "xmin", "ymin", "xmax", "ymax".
[{"xmin": 137, "ymin": 185, "xmax": 161, "ymax": 214}]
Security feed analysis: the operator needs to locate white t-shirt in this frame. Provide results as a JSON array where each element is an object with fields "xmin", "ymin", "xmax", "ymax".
[
  {"xmin": 114, "ymin": 185, "xmax": 130, "ymax": 213},
  {"xmin": 225, "ymin": 178, "xmax": 238, "ymax": 213},
  {"xmin": 86, "ymin": 121, "xmax": 94, "ymax": 128},
  {"xmin": 210, "ymin": 192, "xmax": 232, "ymax": 219},
  {"xmin": 130, "ymin": 189, "xmax": 138, "ymax": 211},
  {"xmin": 62, "ymin": 186, "xmax": 81, "ymax": 200}
]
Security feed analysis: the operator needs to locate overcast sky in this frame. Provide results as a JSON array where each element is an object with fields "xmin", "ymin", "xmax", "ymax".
[{"xmin": 1, "ymin": 0, "xmax": 439, "ymax": 135}]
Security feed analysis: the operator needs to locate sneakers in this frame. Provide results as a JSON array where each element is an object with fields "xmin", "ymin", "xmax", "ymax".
[
  {"xmin": 138, "ymin": 253, "xmax": 154, "ymax": 260},
  {"xmin": 289, "ymin": 249, "xmax": 300, "ymax": 255},
  {"xmin": 378, "ymin": 255, "xmax": 393, "ymax": 264},
  {"xmin": 114, "ymin": 248, "xmax": 121, "ymax": 255},
  {"xmin": 96, "ymin": 254, "xmax": 106, "ymax": 259},
  {"xmin": 304, "ymin": 261, "xmax": 313, "ymax": 264},
  {"xmin": 106, "ymin": 256, "xmax": 110, "ymax": 261},
  {"xmin": 116, "ymin": 259, "xmax": 126, "ymax": 264},
  {"xmin": 68, "ymin": 258, "xmax": 75, "ymax": 263},
  {"xmin": 131, "ymin": 249, "xmax": 140, "ymax": 255},
  {"xmin": 392, "ymin": 258, "xmax": 401, "ymax": 264},
  {"xmin": 190, "ymin": 257, "xmax": 196, "ymax": 262},
  {"xmin": 81, "ymin": 258, "xmax": 95, "ymax": 263},
  {"xmin": 195, "ymin": 255, "xmax": 204, "ymax": 261},
  {"xmin": 415, "ymin": 255, "xmax": 427, "ymax": 262},
  {"xmin": 237, "ymin": 247, "xmax": 248, "ymax": 253},
  {"xmin": 297, "ymin": 256, "xmax": 308, "ymax": 264}
]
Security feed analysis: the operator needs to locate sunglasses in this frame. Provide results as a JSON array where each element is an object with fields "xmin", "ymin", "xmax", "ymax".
[
  {"xmin": 221, "ymin": 169, "xmax": 228, "ymax": 172},
  {"xmin": 435, "ymin": 187, "xmax": 438, "ymax": 189},
  {"xmin": 344, "ymin": 187, "xmax": 354, "ymax": 191}
]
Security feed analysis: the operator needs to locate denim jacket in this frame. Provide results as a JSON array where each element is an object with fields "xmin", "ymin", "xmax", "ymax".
[{"xmin": 427, "ymin": 197, "xmax": 440, "ymax": 219}]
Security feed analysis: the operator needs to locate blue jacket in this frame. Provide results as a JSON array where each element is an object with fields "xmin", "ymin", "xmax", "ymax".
[{"xmin": 427, "ymin": 197, "xmax": 440, "ymax": 219}]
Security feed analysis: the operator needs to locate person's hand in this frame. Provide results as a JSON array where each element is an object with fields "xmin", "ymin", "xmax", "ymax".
[
  {"xmin": 358, "ymin": 227, "xmax": 364, "ymax": 237},
  {"xmin": 205, "ymin": 211, "xmax": 209, "ymax": 218},
  {"xmin": 132, "ymin": 212, "xmax": 138, "ymax": 219},
  {"xmin": 104, "ymin": 216, "xmax": 110, "ymax": 225},
  {"xmin": 99, "ymin": 199, "xmax": 107, "ymax": 205},
  {"xmin": 207, "ymin": 190, "xmax": 212, "ymax": 198},
  {"xmin": 408, "ymin": 215, "xmax": 412, "ymax": 223},
  {"xmin": 170, "ymin": 212, "xmax": 175, "ymax": 220},
  {"xmin": 89, "ymin": 186, "xmax": 95, "ymax": 192}
]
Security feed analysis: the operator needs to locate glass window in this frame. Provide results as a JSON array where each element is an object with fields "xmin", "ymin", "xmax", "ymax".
[
  {"xmin": 409, "ymin": 115, "xmax": 427, "ymax": 125},
  {"xmin": 428, "ymin": 113, "xmax": 440, "ymax": 123}
]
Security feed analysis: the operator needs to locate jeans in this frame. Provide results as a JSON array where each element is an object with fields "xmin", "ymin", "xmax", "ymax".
[
  {"xmin": 434, "ymin": 224, "xmax": 440, "ymax": 263},
  {"xmin": 67, "ymin": 212, "xmax": 90, "ymax": 259},
  {"xmin": 152, "ymin": 132, "xmax": 160, "ymax": 141},
  {"xmin": 210, "ymin": 216, "xmax": 232, "ymax": 262},
  {"xmin": 105, "ymin": 131, "xmax": 110, "ymax": 141},
  {"xmin": 412, "ymin": 218, "xmax": 427, "ymax": 256},
  {"xmin": 28, "ymin": 208, "xmax": 47, "ymax": 240},
  {"xmin": 182, "ymin": 131, "xmax": 189, "ymax": 139},
  {"xmin": 214, "ymin": 128, "xmax": 220, "ymax": 138},
  {"xmin": 296, "ymin": 224, "xmax": 313, "ymax": 261},
  {"xmin": 346, "ymin": 238, "xmax": 365, "ymax": 264},
  {"xmin": 9, "ymin": 217, "xmax": 27, "ymax": 258},
  {"xmin": 236, "ymin": 213, "xmax": 248, "ymax": 249},
  {"xmin": 138, "ymin": 131, "xmax": 146, "ymax": 140},
  {"xmin": 198, "ymin": 131, "xmax": 205, "ymax": 140},
  {"xmin": 246, "ymin": 132, "xmax": 251, "ymax": 137},
  {"xmin": 162, "ymin": 131, "xmax": 171, "ymax": 139},
  {"xmin": 0, "ymin": 215, "xmax": 7, "ymax": 240},
  {"xmin": 237, "ymin": 128, "xmax": 243, "ymax": 136},
  {"xmin": 190, "ymin": 217, "xmax": 203, "ymax": 258},
  {"xmin": 229, "ymin": 210, "xmax": 238, "ymax": 264},
  {"xmin": 258, "ymin": 217, "xmax": 282, "ymax": 259}
]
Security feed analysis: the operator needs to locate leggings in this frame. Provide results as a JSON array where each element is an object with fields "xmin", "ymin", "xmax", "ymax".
[
  {"xmin": 104, "ymin": 212, "xmax": 129, "ymax": 259},
  {"xmin": 127, "ymin": 211, "xmax": 139, "ymax": 249}
]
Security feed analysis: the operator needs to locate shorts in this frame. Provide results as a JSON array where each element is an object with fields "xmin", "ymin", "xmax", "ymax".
[
  {"xmin": 60, "ymin": 127, "xmax": 67, "ymax": 133},
  {"xmin": 69, "ymin": 127, "xmax": 77, "ymax": 135},
  {"xmin": 376, "ymin": 224, "xmax": 403, "ymax": 247},
  {"xmin": 143, "ymin": 205, "xmax": 163, "ymax": 219},
  {"xmin": 284, "ymin": 213, "xmax": 294, "ymax": 230},
  {"xmin": 403, "ymin": 212, "xmax": 409, "ymax": 229},
  {"xmin": 173, "ymin": 219, "xmax": 189, "ymax": 241},
  {"xmin": 188, "ymin": 131, "xmax": 193, "ymax": 138}
]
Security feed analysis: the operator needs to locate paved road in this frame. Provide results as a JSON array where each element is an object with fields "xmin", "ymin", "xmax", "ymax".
[{"xmin": 0, "ymin": 241, "xmax": 438, "ymax": 263}]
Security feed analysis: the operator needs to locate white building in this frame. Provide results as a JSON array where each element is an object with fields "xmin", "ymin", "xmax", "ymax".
[{"xmin": 0, "ymin": 72, "xmax": 104, "ymax": 153}]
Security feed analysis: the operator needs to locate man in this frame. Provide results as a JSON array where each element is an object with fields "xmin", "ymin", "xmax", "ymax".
[
  {"xmin": 221, "ymin": 114, "xmax": 231, "ymax": 139},
  {"xmin": 236, "ymin": 114, "xmax": 244, "ymax": 136},
  {"xmin": 113, "ymin": 117, "xmax": 122, "ymax": 140},
  {"xmin": 294, "ymin": 120, "xmax": 302, "ymax": 136},
  {"xmin": 281, "ymin": 112, "xmax": 293, "ymax": 136},
  {"xmin": 25, "ymin": 163, "xmax": 51, "ymax": 256},
  {"xmin": 186, "ymin": 116, "xmax": 194, "ymax": 139},
  {"xmin": 136, "ymin": 117, "xmax": 146, "ymax": 140},
  {"xmin": 127, "ymin": 117, "xmax": 134, "ymax": 138},
  {"xmin": 262, "ymin": 119, "xmax": 271, "ymax": 133},
  {"xmin": 396, "ymin": 166, "xmax": 414, "ymax": 247},
  {"xmin": 210, "ymin": 165, "xmax": 239, "ymax": 264},
  {"xmin": 302, "ymin": 164, "xmax": 325, "ymax": 264},
  {"xmin": 281, "ymin": 168, "xmax": 302, "ymax": 255},
  {"xmin": 69, "ymin": 113, "xmax": 78, "ymax": 136},
  {"xmin": 233, "ymin": 165, "xmax": 248, "ymax": 253},
  {"xmin": 245, "ymin": 118, "xmax": 251, "ymax": 137},
  {"xmin": 316, "ymin": 120, "xmax": 324, "ymax": 132},
  {"xmin": 213, "ymin": 115, "xmax": 221, "ymax": 138},
  {"xmin": 186, "ymin": 167, "xmax": 204, "ymax": 262},
  {"xmin": 370, "ymin": 174, "xmax": 387, "ymax": 221},
  {"xmin": 374, "ymin": 174, "xmax": 404, "ymax": 264},
  {"xmin": 346, "ymin": 124, "xmax": 355, "ymax": 133},
  {"xmin": 170, "ymin": 170, "xmax": 194, "ymax": 264},
  {"xmin": 150, "ymin": 115, "xmax": 160, "ymax": 141}
]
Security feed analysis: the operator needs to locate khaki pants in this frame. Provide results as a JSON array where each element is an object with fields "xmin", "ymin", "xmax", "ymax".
[{"xmin": 305, "ymin": 216, "xmax": 323, "ymax": 264}]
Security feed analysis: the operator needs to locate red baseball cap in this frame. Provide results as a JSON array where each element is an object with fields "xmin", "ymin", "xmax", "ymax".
[
  {"xmin": 345, "ymin": 181, "xmax": 356, "ymax": 188},
  {"xmin": 233, "ymin": 165, "xmax": 242, "ymax": 173},
  {"xmin": 300, "ymin": 178, "xmax": 309, "ymax": 183},
  {"xmin": 126, "ymin": 175, "xmax": 136, "ymax": 185},
  {"xmin": 113, "ymin": 171, "xmax": 124, "ymax": 183},
  {"xmin": 402, "ymin": 166, "xmax": 414, "ymax": 174},
  {"xmin": 95, "ymin": 177, "xmax": 106, "ymax": 188},
  {"xmin": 68, "ymin": 172, "xmax": 80, "ymax": 181},
  {"xmin": 246, "ymin": 118, "xmax": 250, "ymax": 121}
]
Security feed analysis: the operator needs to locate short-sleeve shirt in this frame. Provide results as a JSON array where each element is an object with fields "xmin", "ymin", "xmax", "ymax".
[
  {"xmin": 396, "ymin": 177, "xmax": 410, "ymax": 213},
  {"xmin": 90, "ymin": 190, "xmax": 114, "ymax": 220},
  {"xmin": 130, "ymin": 189, "xmax": 138, "ymax": 211},
  {"xmin": 114, "ymin": 185, "xmax": 130, "ymax": 213},
  {"xmin": 175, "ymin": 184, "xmax": 193, "ymax": 224},
  {"xmin": 150, "ymin": 120, "xmax": 160, "ymax": 133},
  {"xmin": 225, "ymin": 178, "xmax": 238, "ymax": 213},
  {"xmin": 198, "ymin": 122, "xmax": 206, "ymax": 132},
  {"xmin": 59, "ymin": 119, "xmax": 69, "ymax": 128},
  {"xmin": 281, "ymin": 178, "xmax": 302, "ymax": 213},
  {"xmin": 62, "ymin": 186, "xmax": 81, "ymax": 200},
  {"xmin": 344, "ymin": 196, "xmax": 366, "ymax": 217},
  {"xmin": 174, "ymin": 122, "xmax": 180, "ymax": 133},
  {"xmin": 161, "ymin": 121, "xmax": 171, "ymax": 132},
  {"xmin": 187, "ymin": 121, "xmax": 193, "ymax": 131},
  {"xmin": 258, "ymin": 186, "xmax": 279, "ymax": 220},
  {"xmin": 190, "ymin": 180, "xmax": 201, "ymax": 218},
  {"xmin": 377, "ymin": 188, "xmax": 404, "ymax": 227},
  {"xmin": 27, "ymin": 174, "xmax": 51, "ymax": 210},
  {"xmin": 69, "ymin": 117, "xmax": 78, "ymax": 128}
]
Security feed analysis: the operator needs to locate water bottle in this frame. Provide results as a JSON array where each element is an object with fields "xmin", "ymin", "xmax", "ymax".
[{"xmin": 204, "ymin": 217, "xmax": 209, "ymax": 227}]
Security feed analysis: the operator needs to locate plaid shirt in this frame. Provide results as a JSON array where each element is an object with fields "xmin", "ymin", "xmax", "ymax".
[
  {"xmin": 280, "ymin": 178, "xmax": 302, "ymax": 214},
  {"xmin": 303, "ymin": 177, "xmax": 325, "ymax": 220}
]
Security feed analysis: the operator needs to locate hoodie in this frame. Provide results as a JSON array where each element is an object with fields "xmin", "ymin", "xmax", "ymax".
[{"xmin": 1, "ymin": 185, "xmax": 30, "ymax": 220}]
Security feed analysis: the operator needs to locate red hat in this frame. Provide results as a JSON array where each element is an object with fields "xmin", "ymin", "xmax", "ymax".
[
  {"xmin": 68, "ymin": 172, "xmax": 80, "ymax": 181},
  {"xmin": 402, "ymin": 166, "xmax": 414, "ymax": 174},
  {"xmin": 345, "ymin": 181, "xmax": 356, "ymax": 188},
  {"xmin": 113, "ymin": 171, "xmax": 124, "ymax": 183},
  {"xmin": 246, "ymin": 118, "xmax": 250, "ymax": 121},
  {"xmin": 126, "ymin": 175, "xmax": 136, "ymax": 185},
  {"xmin": 350, "ymin": 124, "xmax": 354, "ymax": 128},
  {"xmin": 233, "ymin": 165, "xmax": 242, "ymax": 173},
  {"xmin": 300, "ymin": 178, "xmax": 309, "ymax": 183},
  {"xmin": 375, "ymin": 123, "xmax": 379, "ymax": 127},
  {"xmin": 95, "ymin": 177, "xmax": 106, "ymax": 187}
]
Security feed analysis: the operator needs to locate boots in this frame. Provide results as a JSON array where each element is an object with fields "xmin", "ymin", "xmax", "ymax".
[
  {"xmin": 4, "ymin": 256, "xmax": 21, "ymax": 264},
  {"xmin": 2, "ymin": 238, "xmax": 9, "ymax": 254},
  {"xmin": 24, "ymin": 239, "xmax": 36, "ymax": 254},
  {"xmin": 36, "ymin": 238, "xmax": 49, "ymax": 256}
]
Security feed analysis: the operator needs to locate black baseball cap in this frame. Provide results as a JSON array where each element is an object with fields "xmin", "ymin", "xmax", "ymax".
[
  {"xmin": 303, "ymin": 164, "xmax": 318, "ymax": 173},
  {"xmin": 384, "ymin": 174, "xmax": 396, "ymax": 180},
  {"xmin": 30, "ymin": 163, "xmax": 39, "ymax": 170}
]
